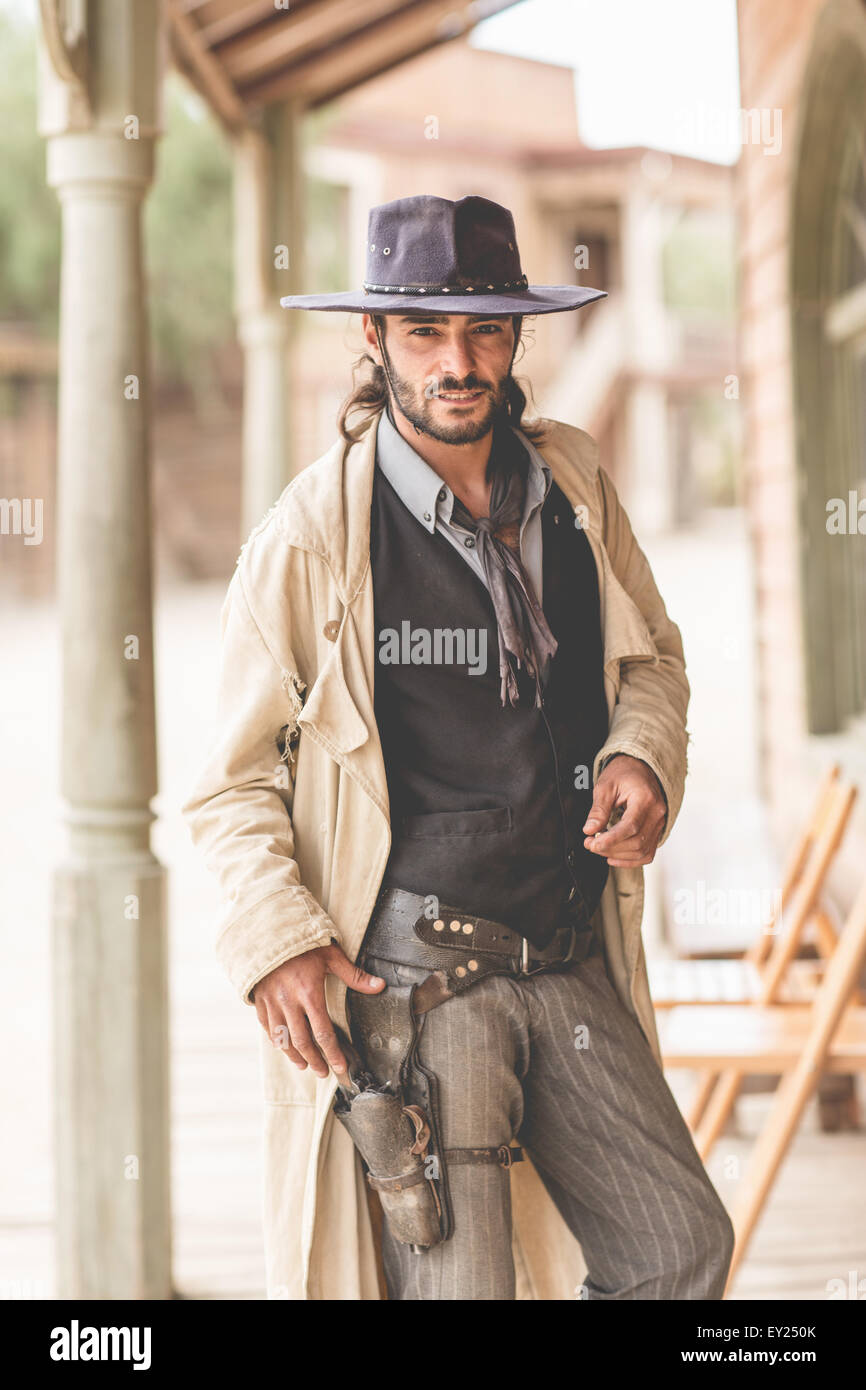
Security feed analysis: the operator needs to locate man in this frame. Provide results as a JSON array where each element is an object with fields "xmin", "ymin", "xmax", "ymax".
[{"xmin": 182, "ymin": 194, "xmax": 734, "ymax": 1301}]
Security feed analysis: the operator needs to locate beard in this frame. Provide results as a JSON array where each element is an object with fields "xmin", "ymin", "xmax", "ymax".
[{"xmin": 380, "ymin": 340, "xmax": 511, "ymax": 444}]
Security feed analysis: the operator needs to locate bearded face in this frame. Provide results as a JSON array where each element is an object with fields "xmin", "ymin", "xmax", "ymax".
[{"xmin": 371, "ymin": 313, "xmax": 520, "ymax": 444}]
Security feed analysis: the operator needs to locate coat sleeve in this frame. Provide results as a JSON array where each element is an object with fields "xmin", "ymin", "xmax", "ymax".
[
  {"xmin": 593, "ymin": 467, "xmax": 690, "ymax": 844},
  {"xmin": 180, "ymin": 563, "xmax": 340, "ymax": 1006}
]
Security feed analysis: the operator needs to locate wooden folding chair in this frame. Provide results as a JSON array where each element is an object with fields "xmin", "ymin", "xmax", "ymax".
[
  {"xmin": 655, "ymin": 770, "xmax": 858, "ymax": 1135},
  {"xmin": 657, "ymin": 872, "xmax": 866, "ymax": 1291}
]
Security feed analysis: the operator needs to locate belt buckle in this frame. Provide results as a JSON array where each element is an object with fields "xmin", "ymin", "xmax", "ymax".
[{"xmin": 498, "ymin": 1144, "xmax": 515, "ymax": 1169}]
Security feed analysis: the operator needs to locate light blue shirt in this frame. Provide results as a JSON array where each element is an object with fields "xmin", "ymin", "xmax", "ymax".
[{"xmin": 375, "ymin": 406, "xmax": 551, "ymax": 601}]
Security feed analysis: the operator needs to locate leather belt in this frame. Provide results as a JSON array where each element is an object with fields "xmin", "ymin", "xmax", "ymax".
[{"xmin": 360, "ymin": 887, "xmax": 599, "ymax": 1012}]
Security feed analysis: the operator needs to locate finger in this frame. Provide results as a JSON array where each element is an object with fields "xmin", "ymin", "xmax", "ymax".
[
  {"xmin": 583, "ymin": 779, "xmax": 618, "ymax": 834},
  {"xmin": 585, "ymin": 799, "xmax": 655, "ymax": 851},
  {"xmin": 605, "ymin": 844, "xmax": 658, "ymax": 865},
  {"xmin": 260, "ymin": 1001, "xmax": 308, "ymax": 1067},
  {"xmin": 269, "ymin": 1015, "xmax": 308, "ymax": 1068},
  {"xmin": 596, "ymin": 824, "xmax": 664, "ymax": 864},
  {"xmin": 287, "ymin": 1008, "xmax": 330, "ymax": 1079},
  {"xmin": 326, "ymin": 947, "xmax": 385, "ymax": 994},
  {"xmin": 585, "ymin": 824, "xmax": 650, "ymax": 855},
  {"xmin": 280, "ymin": 1041, "xmax": 308, "ymax": 1068},
  {"xmin": 585, "ymin": 818, "xmax": 636, "ymax": 852},
  {"xmin": 304, "ymin": 1001, "xmax": 350, "ymax": 1076}
]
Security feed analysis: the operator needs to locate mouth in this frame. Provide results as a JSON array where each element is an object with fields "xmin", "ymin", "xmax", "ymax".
[{"xmin": 436, "ymin": 389, "xmax": 486, "ymax": 405}]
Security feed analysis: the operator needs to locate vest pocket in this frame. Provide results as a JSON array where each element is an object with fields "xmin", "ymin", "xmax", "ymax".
[{"xmin": 399, "ymin": 806, "xmax": 513, "ymax": 838}]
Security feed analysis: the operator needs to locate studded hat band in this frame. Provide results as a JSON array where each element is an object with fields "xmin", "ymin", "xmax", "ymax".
[{"xmin": 362, "ymin": 274, "xmax": 529, "ymax": 296}]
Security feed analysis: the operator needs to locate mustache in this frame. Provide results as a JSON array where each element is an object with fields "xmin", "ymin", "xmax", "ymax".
[{"xmin": 435, "ymin": 375, "xmax": 491, "ymax": 393}]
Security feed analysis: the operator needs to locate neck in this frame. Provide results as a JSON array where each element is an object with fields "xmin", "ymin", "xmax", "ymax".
[{"xmin": 388, "ymin": 399, "xmax": 496, "ymax": 518}]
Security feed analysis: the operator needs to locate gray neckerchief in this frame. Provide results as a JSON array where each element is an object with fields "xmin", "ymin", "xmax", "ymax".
[{"xmin": 450, "ymin": 423, "xmax": 558, "ymax": 708}]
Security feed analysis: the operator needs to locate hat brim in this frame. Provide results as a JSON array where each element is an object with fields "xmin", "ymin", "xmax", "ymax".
[{"xmin": 279, "ymin": 285, "xmax": 607, "ymax": 315}]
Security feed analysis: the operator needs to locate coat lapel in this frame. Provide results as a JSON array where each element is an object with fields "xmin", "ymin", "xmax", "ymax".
[{"xmin": 289, "ymin": 423, "xmax": 389, "ymax": 816}]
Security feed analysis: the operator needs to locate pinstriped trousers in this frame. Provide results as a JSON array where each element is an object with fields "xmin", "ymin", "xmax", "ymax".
[{"xmin": 349, "ymin": 943, "xmax": 735, "ymax": 1301}]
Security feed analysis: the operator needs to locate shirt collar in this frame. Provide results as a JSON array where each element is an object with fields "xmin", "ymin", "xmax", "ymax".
[
  {"xmin": 375, "ymin": 405, "xmax": 551, "ymax": 533},
  {"xmin": 518, "ymin": 430, "xmax": 552, "ymax": 521},
  {"xmin": 376, "ymin": 406, "xmax": 451, "ymax": 533}
]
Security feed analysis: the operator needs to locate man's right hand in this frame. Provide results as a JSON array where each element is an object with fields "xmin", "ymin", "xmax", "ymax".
[{"xmin": 251, "ymin": 943, "xmax": 385, "ymax": 1079}]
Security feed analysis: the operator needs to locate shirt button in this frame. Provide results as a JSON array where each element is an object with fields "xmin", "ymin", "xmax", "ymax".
[
  {"xmin": 464, "ymin": 536, "xmax": 476, "ymax": 549},
  {"xmin": 423, "ymin": 511, "xmax": 432, "ymax": 522},
  {"xmin": 438, "ymin": 488, "xmax": 447, "ymax": 502}
]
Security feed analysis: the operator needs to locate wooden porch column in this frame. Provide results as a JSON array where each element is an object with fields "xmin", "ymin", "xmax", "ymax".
[
  {"xmin": 233, "ymin": 101, "xmax": 304, "ymax": 536},
  {"xmin": 620, "ymin": 180, "xmax": 675, "ymax": 533},
  {"xmin": 37, "ymin": 0, "xmax": 171, "ymax": 1298}
]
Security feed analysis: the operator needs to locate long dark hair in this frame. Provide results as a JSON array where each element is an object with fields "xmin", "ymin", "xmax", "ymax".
[{"xmin": 337, "ymin": 313, "xmax": 549, "ymax": 445}]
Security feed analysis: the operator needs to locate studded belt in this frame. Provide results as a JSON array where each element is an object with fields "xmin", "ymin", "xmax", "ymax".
[{"xmin": 359, "ymin": 886, "xmax": 599, "ymax": 1014}]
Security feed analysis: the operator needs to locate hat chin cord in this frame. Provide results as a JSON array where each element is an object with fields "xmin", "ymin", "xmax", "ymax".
[
  {"xmin": 373, "ymin": 315, "xmax": 521, "ymax": 439},
  {"xmin": 373, "ymin": 317, "xmax": 420, "ymax": 434}
]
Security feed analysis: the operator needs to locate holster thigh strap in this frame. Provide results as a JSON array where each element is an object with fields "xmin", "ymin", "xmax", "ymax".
[{"xmin": 367, "ymin": 1144, "xmax": 523, "ymax": 1193}]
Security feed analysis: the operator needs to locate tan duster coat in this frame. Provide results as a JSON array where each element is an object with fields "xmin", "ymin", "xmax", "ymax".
[{"xmin": 181, "ymin": 410, "xmax": 690, "ymax": 1300}]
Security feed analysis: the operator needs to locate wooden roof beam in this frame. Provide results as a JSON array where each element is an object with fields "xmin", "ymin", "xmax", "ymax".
[
  {"xmin": 212, "ymin": 0, "xmax": 408, "ymax": 85},
  {"xmin": 165, "ymin": 0, "xmax": 250, "ymax": 132},
  {"xmin": 238, "ymin": 0, "xmax": 519, "ymax": 108}
]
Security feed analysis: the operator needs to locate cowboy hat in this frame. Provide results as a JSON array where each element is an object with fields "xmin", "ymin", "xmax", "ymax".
[{"xmin": 279, "ymin": 193, "xmax": 606, "ymax": 316}]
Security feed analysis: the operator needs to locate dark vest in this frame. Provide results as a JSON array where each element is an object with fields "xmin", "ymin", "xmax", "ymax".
[{"xmin": 370, "ymin": 450, "xmax": 609, "ymax": 950}]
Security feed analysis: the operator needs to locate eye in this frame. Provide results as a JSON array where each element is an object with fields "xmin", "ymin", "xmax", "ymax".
[
  {"xmin": 408, "ymin": 325, "xmax": 439, "ymax": 336},
  {"xmin": 473, "ymin": 323, "xmax": 503, "ymax": 334}
]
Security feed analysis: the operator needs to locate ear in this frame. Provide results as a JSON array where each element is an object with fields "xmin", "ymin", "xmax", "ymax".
[{"xmin": 362, "ymin": 313, "xmax": 382, "ymax": 361}]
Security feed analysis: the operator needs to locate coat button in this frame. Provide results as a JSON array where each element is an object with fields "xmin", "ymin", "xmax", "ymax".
[{"xmin": 323, "ymin": 619, "xmax": 340, "ymax": 641}]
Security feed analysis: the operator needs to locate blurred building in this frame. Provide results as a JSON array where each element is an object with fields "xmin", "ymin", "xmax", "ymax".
[
  {"xmin": 736, "ymin": 0, "xmax": 866, "ymax": 896},
  {"xmin": 0, "ymin": 37, "xmax": 736, "ymax": 595}
]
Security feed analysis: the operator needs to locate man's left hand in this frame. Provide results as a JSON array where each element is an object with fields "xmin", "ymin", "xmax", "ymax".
[{"xmin": 582, "ymin": 754, "xmax": 668, "ymax": 867}]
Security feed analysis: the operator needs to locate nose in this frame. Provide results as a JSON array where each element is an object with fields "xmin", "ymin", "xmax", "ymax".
[{"xmin": 437, "ymin": 329, "xmax": 479, "ymax": 384}]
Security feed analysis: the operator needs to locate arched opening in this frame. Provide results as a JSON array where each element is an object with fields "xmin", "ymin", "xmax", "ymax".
[{"xmin": 791, "ymin": 0, "xmax": 866, "ymax": 733}]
